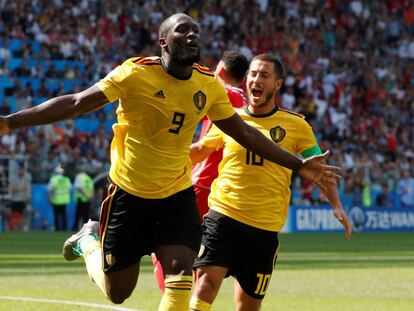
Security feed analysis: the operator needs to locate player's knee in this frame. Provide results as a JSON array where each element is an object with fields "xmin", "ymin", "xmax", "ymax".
[
  {"xmin": 106, "ymin": 288, "xmax": 132, "ymax": 304},
  {"xmin": 165, "ymin": 259, "xmax": 193, "ymax": 276},
  {"xmin": 194, "ymin": 272, "xmax": 217, "ymax": 299}
]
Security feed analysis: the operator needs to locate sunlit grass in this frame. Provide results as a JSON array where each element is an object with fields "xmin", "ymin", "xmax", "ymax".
[{"xmin": 0, "ymin": 232, "xmax": 413, "ymax": 310}]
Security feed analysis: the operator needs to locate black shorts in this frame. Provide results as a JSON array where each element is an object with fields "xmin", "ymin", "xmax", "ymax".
[
  {"xmin": 194, "ymin": 210, "xmax": 279, "ymax": 300},
  {"xmin": 99, "ymin": 181, "xmax": 202, "ymax": 273}
]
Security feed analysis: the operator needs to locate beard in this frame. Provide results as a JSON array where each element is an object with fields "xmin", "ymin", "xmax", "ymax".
[
  {"xmin": 249, "ymin": 86, "xmax": 276, "ymax": 107},
  {"xmin": 170, "ymin": 41, "xmax": 200, "ymax": 66}
]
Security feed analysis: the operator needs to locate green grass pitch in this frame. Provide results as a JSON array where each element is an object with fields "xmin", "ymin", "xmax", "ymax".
[{"xmin": 0, "ymin": 232, "xmax": 413, "ymax": 310}]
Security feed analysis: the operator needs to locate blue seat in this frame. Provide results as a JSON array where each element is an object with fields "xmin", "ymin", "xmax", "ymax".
[
  {"xmin": 75, "ymin": 118, "xmax": 100, "ymax": 133},
  {"xmin": 33, "ymin": 97, "xmax": 48, "ymax": 105},
  {"xmin": 0, "ymin": 76, "xmax": 14, "ymax": 89},
  {"xmin": 63, "ymin": 79, "xmax": 82, "ymax": 93},
  {"xmin": 8, "ymin": 58, "xmax": 22, "ymax": 71},
  {"xmin": 27, "ymin": 59, "xmax": 37, "ymax": 69},
  {"xmin": 46, "ymin": 78, "xmax": 61, "ymax": 92},
  {"xmin": 31, "ymin": 40, "xmax": 41, "ymax": 54},
  {"xmin": 39, "ymin": 60, "xmax": 50, "ymax": 71},
  {"xmin": 104, "ymin": 119, "xmax": 116, "ymax": 132},
  {"xmin": 9, "ymin": 39, "xmax": 23, "ymax": 52},
  {"xmin": 17, "ymin": 77, "xmax": 31, "ymax": 88},
  {"xmin": 6, "ymin": 96, "xmax": 17, "ymax": 112},
  {"xmin": 70, "ymin": 60, "xmax": 86, "ymax": 72},
  {"xmin": 29, "ymin": 77, "xmax": 41, "ymax": 91},
  {"xmin": 53, "ymin": 60, "xmax": 67, "ymax": 72}
]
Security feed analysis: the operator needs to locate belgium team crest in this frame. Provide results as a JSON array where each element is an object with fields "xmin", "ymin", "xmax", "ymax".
[
  {"xmin": 193, "ymin": 90, "xmax": 207, "ymax": 111},
  {"xmin": 270, "ymin": 126, "xmax": 286, "ymax": 143}
]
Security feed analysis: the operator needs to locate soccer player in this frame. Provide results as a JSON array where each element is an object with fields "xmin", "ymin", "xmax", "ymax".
[
  {"xmin": 192, "ymin": 50, "xmax": 249, "ymax": 219},
  {"xmin": 152, "ymin": 50, "xmax": 249, "ymax": 294},
  {"xmin": 0, "ymin": 14, "xmax": 341, "ymax": 310},
  {"xmin": 189, "ymin": 54, "xmax": 352, "ymax": 311}
]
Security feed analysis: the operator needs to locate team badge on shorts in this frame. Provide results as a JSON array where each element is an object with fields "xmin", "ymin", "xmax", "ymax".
[
  {"xmin": 193, "ymin": 90, "xmax": 207, "ymax": 111},
  {"xmin": 105, "ymin": 253, "xmax": 116, "ymax": 267},
  {"xmin": 270, "ymin": 126, "xmax": 286, "ymax": 143}
]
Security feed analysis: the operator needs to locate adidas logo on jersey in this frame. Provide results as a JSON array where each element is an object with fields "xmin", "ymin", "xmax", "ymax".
[{"xmin": 154, "ymin": 90, "xmax": 165, "ymax": 98}]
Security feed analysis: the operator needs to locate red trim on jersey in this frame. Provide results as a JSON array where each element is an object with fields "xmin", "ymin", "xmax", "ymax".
[{"xmin": 99, "ymin": 183, "xmax": 117, "ymax": 239}]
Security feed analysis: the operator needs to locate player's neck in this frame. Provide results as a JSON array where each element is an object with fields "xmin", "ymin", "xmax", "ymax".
[
  {"xmin": 216, "ymin": 68, "xmax": 236, "ymax": 88},
  {"xmin": 247, "ymin": 101, "xmax": 277, "ymax": 116},
  {"xmin": 161, "ymin": 55, "xmax": 193, "ymax": 80}
]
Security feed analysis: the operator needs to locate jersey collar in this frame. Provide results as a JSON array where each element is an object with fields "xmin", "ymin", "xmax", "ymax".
[{"xmin": 244, "ymin": 104, "xmax": 279, "ymax": 118}]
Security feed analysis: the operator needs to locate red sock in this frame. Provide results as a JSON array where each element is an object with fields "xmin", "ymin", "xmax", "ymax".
[{"xmin": 151, "ymin": 253, "xmax": 165, "ymax": 293}]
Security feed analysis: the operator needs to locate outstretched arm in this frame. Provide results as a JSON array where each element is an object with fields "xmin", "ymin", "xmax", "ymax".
[
  {"xmin": 0, "ymin": 85, "xmax": 109, "ymax": 135},
  {"xmin": 317, "ymin": 180, "xmax": 352, "ymax": 240},
  {"xmin": 213, "ymin": 114, "xmax": 341, "ymax": 184}
]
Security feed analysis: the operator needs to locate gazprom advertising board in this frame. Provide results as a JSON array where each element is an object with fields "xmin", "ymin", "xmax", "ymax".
[{"xmin": 286, "ymin": 205, "xmax": 414, "ymax": 233}]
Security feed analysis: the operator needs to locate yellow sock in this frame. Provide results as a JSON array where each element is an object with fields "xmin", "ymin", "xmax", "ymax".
[
  {"xmin": 189, "ymin": 296, "xmax": 212, "ymax": 311},
  {"xmin": 158, "ymin": 275, "xmax": 193, "ymax": 311},
  {"xmin": 82, "ymin": 239, "xmax": 109, "ymax": 300}
]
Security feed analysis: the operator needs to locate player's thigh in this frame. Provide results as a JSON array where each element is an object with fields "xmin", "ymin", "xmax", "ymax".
[
  {"xmin": 233, "ymin": 225, "xmax": 279, "ymax": 300},
  {"xmin": 104, "ymin": 261, "xmax": 140, "ymax": 300},
  {"xmin": 99, "ymin": 182, "xmax": 159, "ymax": 274},
  {"xmin": 233, "ymin": 279, "xmax": 262, "ymax": 311},
  {"xmin": 155, "ymin": 186, "xmax": 202, "ymax": 275}
]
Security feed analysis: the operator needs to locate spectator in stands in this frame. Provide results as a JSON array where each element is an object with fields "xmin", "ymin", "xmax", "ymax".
[
  {"xmin": 47, "ymin": 166, "xmax": 71, "ymax": 231},
  {"xmin": 64, "ymin": 64, "xmax": 75, "ymax": 79},
  {"xmin": 9, "ymin": 165, "xmax": 31, "ymax": 231},
  {"xmin": 375, "ymin": 183, "xmax": 394, "ymax": 208},
  {"xmin": 0, "ymin": 39, "xmax": 11, "ymax": 60},
  {"xmin": 0, "ymin": 0, "xmax": 413, "ymax": 208},
  {"xmin": 36, "ymin": 78, "xmax": 51, "ymax": 98},
  {"xmin": 397, "ymin": 171, "xmax": 414, "ymax": 207},
  {"xmin": 45, "ymin": 64, "xmax": 58, "ymax": 79},
  {"xmin": 13, "ymin": 61, "xmax": 31, "ymax": 77},
  {"xmin": 0, "ymin": 60, "xmax": 10, "ymax": 76},
  {"xmin": 0, "ymin": 98, "xmax": 11, "ymax": 115},
  {"xmin": 80, "ymin": 150, "xmax": 103, "ymax": 176}
]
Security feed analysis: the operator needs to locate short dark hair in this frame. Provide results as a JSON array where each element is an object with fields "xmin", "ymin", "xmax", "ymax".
[
  {"xmin": 251, "ymin": 54, "xmax": 285, "ymax": 78},
  {"xmin": 158, "ymin": 13, "xmax": 192, "ymax": 38},
  {"xmin": 221, "ymin": 50, "xmax": 249, "ymax": 84}
]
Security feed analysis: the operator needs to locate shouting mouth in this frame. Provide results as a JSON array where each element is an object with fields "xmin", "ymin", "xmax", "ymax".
[{"xmin": 251, "ymin": 88, "xmax": 263, "ymax": 100}]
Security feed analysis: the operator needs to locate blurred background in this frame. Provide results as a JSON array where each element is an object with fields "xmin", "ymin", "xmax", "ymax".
[{"xmin": 0, "ymin": 0, "xmax": 413, "ymax": 233}]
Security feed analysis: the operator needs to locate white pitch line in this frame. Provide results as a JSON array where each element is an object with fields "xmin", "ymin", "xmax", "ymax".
[{"xmin": 0, "ymin": 296, "xmax": 140, "ymax": 311}]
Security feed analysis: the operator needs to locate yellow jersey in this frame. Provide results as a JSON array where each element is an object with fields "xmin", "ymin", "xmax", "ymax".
[
  {"xmin": 200, "ymin": 106, "xmax": 320, "ymax": 231},
  {"xmin": 96, "ymin": 57, "xmax": 235, "ymax": 199}
]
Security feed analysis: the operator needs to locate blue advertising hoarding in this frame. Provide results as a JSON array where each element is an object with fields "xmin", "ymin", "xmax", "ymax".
[{"xmin": 287, "ymin": 205, "xmax": 414, "ymax": 233}]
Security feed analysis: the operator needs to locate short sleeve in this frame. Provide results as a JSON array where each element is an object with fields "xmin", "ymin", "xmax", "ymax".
[
  {"xmin": 206, "ymin": 78, "xmax": 236, "ymax": 121},
  {"xmin": 95, "ymin": 59, "xmax": 139, "ymax": 102},
  {"xmin": 296, "ymin": 119, "xmax": 321, "ymax": 156},
  {"xmin": 200, "ymin": 124, "xmax": 224, "ymax": 150}
]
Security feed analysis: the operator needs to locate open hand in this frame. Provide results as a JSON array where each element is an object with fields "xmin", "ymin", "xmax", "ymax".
[{"xmin": 298, "ymin": 151, "xmax": 341, "ymax": 184}]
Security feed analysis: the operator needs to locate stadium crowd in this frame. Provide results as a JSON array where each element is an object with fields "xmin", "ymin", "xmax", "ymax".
[{"xmin": 0, "ymin": 0, "xmax": 414, "ymax": 210}]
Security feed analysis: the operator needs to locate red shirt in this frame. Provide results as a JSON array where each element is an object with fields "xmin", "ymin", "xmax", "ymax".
[{"xmin": 192, "ymin": 86, "xmax": 246, "ymax": 189}]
